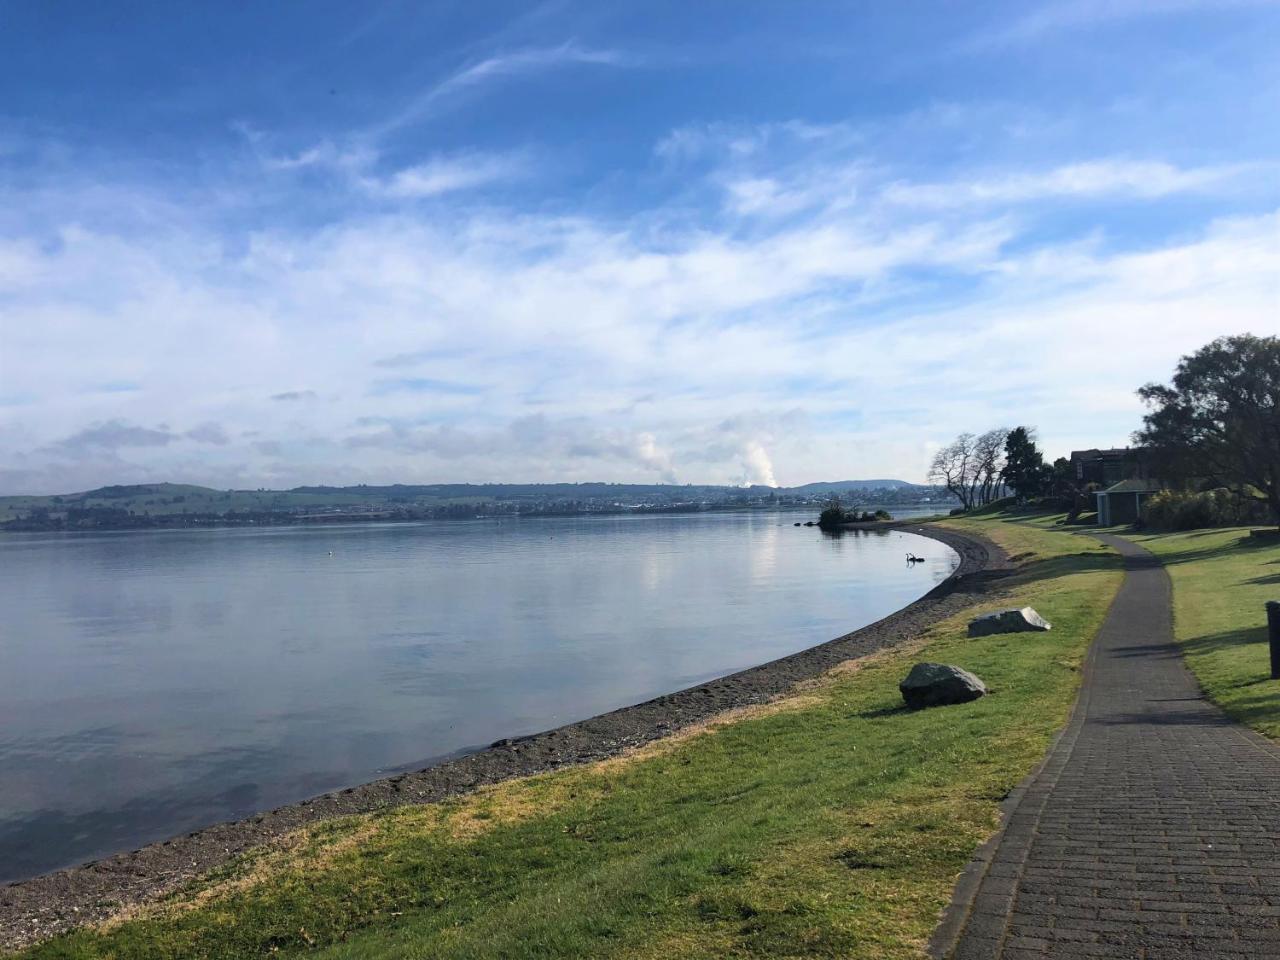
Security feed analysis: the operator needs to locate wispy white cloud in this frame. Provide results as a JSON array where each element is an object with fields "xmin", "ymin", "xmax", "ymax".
[
  {"xmin": 260, "ymin": 139, "xmax": 375, "ymax": 173},
  {"xmin": 247, "ymin": 129, "xmax": 528, "ymax": 200},
  {"xmin": 680, "ymin": 126, "xmax": 1257, "ymax": 218},
  {"xmin": 372, "ymin": 41, "xmax": 633, "ymax": 138},
  {"xmin": 720, "ymin": 164, "xmax": 868, "ymax": 219},
  {"xmin": 655, "ymin": 120, "xmax": 854, "ymax": 165},
  {"xmin": 443, "ymin": 42, "xmax": 629, "ymax": 93},
  {"xmin": 361, "ymin": 151, "xmax": 530, "ymax": 198},
  {"xmin": 883, "ymin": 160, "xmax": 1261, "ymax": 208},
  {"xmin": 235, "ymin": 38, "xmax": 622, "ymax": 196},
  {"xmin": 3, "ymin": 110, "xmax": 1277, "ymax": 493},
  {"xmin": 0, "ymin": 238, "xmax": 52, "ymax": 288},
  {"xmin": 967, "ymin": 0, "xmax": 1279, "ymax": 49}
]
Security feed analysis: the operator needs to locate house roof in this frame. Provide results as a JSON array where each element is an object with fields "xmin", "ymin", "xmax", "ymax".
[
  {"xmin": 1071, "ymin": 447, "xmax": 1134, "ymax": 461},
  {"xmin": 1101, "ymin": 478, "xmax": 1164, "ymax": 495}
]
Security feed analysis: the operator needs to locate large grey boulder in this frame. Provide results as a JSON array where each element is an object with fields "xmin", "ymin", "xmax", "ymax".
[
  {"xmin": 967, "ymin": 607, "xmax": 1052, "ymax": 637},
  {"xmin": 899, "ymin": 662, "xmax": 988, "ymax": 710}
]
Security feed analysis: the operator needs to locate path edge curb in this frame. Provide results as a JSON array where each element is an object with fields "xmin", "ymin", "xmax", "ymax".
[{"xmin": 926, "ymin": 533, "xmax": 1123, "ymax": 959}]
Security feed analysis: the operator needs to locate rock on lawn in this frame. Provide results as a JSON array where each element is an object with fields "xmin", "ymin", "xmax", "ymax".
[
  {"xmin": 968, "ymin": 607, "xmax": 1051, "ymax": 637},
  {"xmin": 899, "ymin": 662, "xmax": 988, "ymax": 710}
]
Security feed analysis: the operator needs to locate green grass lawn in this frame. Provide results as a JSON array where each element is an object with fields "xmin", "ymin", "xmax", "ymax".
[
  {"xmin": 14, "ymin": 519, "xmax": 1123, "ymax": 960},
  {"xmin": 1128, "ymin": 526, "xmax": 1280, "ymax": 740}
]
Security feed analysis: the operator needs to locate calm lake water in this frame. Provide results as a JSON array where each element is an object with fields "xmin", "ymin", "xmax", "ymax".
[{"xmin": 0, "ymin": 510, "xmax": 956, "ymax": 883}]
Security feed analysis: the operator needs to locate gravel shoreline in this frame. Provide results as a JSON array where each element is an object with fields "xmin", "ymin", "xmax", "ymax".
[{"xmin": 0, "ymin": 522, "xmax": 1007, "ymax": 951}]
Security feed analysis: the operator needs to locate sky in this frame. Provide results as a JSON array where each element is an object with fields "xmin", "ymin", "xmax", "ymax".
[{"xmin": 1, "ymin": 1, "xmax": 1277, "ymax": 493}]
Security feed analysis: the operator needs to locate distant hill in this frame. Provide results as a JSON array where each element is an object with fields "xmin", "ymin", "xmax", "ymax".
[
  {"xmin": 785, "ymin": 479, "xmax": 918, "ymax": 495},
  {"xmin": 1, "ymin": 479, "xmax": 950, "ymax": 529}
]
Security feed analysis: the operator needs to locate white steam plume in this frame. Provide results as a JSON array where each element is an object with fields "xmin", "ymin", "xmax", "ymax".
[{"xmin": 741, "ymin": 440, "xmax": 777, "ymax": 487}]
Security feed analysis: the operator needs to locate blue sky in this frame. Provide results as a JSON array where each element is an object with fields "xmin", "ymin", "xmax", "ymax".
[{"xmin": 1, "ymin": 1, "xmax": 1277, "ymax": 492}]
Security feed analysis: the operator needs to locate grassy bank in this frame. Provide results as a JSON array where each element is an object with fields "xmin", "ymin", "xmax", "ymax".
[
  {"xmin": 1128, "ymin": 527, "xmax": 1280, "ymax": 740},
  {"xmin": 15, "ymin": 519, "xmax": 1123, "ymax": 960}
]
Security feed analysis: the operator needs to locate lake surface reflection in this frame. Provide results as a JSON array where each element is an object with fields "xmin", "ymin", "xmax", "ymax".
[{"xmin": 0, "ymin": 510, "xmax": 956, "ymax": 882}]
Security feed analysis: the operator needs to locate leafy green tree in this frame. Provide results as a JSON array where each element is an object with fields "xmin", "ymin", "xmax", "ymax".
[
  {"xmin": 1136, "ymin": 333, "xmax": 1280, "ymax": 527},
  {"xmin": 1048, "ymin": 457, "xmax": 1074, "ymax": 497},
  {"xmin": 1001, "ymin": 426, "xmax": 1050, "ymax": 499}
]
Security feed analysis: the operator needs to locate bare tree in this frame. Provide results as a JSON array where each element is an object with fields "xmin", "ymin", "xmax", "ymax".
[
  {"xmin": 930, "ymin": 429, "xmax": 1010, "ymax": 511},
  {"xmin": 973, "ymin": 428, "xmax": 1010, "ymax": 506},
  {"xmin": 929, "ymin": 433, "xmax": 976, "ymax": 510}
]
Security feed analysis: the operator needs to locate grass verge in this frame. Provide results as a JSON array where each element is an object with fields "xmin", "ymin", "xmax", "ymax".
[
  {"xmin": 14, "ymin": 519, "xmax": 1122, "ymax": 960},
  {"xmin": 1127, "ymin": 526, "xmax": 1280, "ymax": 740}
]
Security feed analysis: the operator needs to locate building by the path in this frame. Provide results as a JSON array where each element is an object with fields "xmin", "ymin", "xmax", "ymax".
[
  {"xmin": 1070, "ymin": 447, "xmax": 1148, "ymax": 486},
  {"xmin": 1069, "ymin": 448, "xmax": 1168, "ymax": 526},
  {"xmin": 1095, "ymin": 477, "xmax": 1165, "ymax": 526}
]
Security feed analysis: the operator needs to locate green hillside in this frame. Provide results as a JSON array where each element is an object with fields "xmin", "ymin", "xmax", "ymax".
[{"xmin": 0, "ymin": 480, "xmax": 940, "ymax": 526}]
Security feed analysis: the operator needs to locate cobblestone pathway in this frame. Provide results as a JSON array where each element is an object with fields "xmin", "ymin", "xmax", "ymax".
[{"xmin": 938, "ymin": 534, "xmax": 1280, "ymax": 959}]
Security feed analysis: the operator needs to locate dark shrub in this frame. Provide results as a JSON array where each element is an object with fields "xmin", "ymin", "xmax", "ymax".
[
  {"xmin": 817, "ymin": 497, "xmax": 852, "ymax": 529},
  {"xmin": 1141, "ymin": 488, "xmax": 1270, "ymax": 531}
]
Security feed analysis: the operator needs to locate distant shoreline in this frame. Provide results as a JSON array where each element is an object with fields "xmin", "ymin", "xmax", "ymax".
[
  {"xmin": 1, "ymin": 501, "xmax": 950, "ymax": 534},
  {"xmin": 0, "ymin": 521, "xmax": 1004, "ymax": 950},
  {"xmin": 0, "ymin": 480, "xmax": 955, "ymax": 532}
]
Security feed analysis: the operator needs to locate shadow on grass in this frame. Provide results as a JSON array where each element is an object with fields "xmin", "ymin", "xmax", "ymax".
[
  {"xmin": 934, "ymin": 569, "xmax": 1014, "ymax": 597},
  {"xmin": 1202, "ymin": 686, "xmax": 1280, "ymax": 731},
  {"xmin": 856, "ymin": 704, "xmax": 911, "ymax": 720},
  {"xmin": 1182, "ymin": 626, "xmax": 1267, "ymax": 658},
  {"xmin": 1178, "ymin": 626, "xmax": 1280, "ymax": 732},
  {"xmin": 1141, "ymin": 535, "xmax": 1277, "ymax": 568},
  {"xmin": 925, "ymin": 539, "xmax": 1122, "ymax": 601},
  {"xmin": 998, "ymin": 550, "xmax": 1122, "ymax": 588}
]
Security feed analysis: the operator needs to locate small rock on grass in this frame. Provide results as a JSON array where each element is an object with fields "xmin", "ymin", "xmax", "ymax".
[
  {"xmin": 899, "ymin": 662, "xmax": 988, "ymax": 710},
  {"xmin": 967, "ymin": 606, "xmax": 1051, "ymax": 637}
]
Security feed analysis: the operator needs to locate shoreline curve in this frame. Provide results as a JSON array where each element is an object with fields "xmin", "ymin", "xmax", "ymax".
[{"xmin": 0, "ymin": 522, "xmax": 1008, "ymax": 951}]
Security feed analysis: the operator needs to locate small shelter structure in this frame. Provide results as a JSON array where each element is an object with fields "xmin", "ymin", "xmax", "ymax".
[{"xmin": 1096, "ymin": 478, "xmax": 1164, "ymax": 526}]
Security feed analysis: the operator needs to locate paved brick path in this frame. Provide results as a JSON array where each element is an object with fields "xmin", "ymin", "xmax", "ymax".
[{"xmin": 938, "ymin": 535, "xmax": 1280, "ymax": 959}]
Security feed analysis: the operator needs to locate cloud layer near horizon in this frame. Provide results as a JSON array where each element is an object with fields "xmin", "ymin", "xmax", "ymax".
[{"xmin": 1, "ymin": 4, "xmax": 1277, "ymax": 494}]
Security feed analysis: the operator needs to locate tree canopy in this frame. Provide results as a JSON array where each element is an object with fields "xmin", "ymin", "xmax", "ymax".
[
  {"xmin": 1001, "ymin": 426, "xmax": 1050, "ymax": 499},
  {"xmin": 1136, "ymin": 333, "xmax": 1280, "ymax": 526}
]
